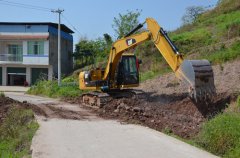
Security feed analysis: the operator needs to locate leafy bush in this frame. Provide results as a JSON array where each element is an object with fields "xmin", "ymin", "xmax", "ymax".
[
  {"xmin": 197, "ymin": 112, "xmax": 240, "ymax": 157},
  {"xmin": 28, "ymin": 80, "xmax": 83, "ymax": 98}
]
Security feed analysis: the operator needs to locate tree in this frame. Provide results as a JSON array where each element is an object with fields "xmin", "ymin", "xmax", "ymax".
[
  {"xmin": 182, "ymin": 6, "xmax": 205, "ymax": 25},
  {"xmin": 112, "ymin": 10, "xmax": 141, "ymax": 38},
  {"xmin": 74, "ymin": 39, "xmax": 95, "ymax": 66},
  {"xmin": 103, "ymin": 33, "xmax": 113, "ymax": 47},
  {"xmin": 74, "ymin": 36, "xmax": 111, "ymax": 68}
]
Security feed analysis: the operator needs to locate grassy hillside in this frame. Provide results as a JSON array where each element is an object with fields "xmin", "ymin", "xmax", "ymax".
[
  {"xmin": 70, "ymin": 0, "xmax": 240, "ymax": 82},
  {"xmin": 136, "ymin": 0, "xmax": 240, "ymax": 80},
  {"xmin": 29, "ymin": 0, "xmax": 240, "ymax": 96}
]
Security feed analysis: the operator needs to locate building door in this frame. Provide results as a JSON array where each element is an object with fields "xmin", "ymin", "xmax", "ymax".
[
  {"xmin": 31, "ymin": 68, "xmax": 48, "ymax": 85},
  {"xmin": 7, "ymin": 67, "xmax": 26, "ymax": 86}
]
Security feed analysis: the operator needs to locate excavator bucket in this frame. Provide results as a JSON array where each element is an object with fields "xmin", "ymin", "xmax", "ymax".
[{"xmin": 177, "ymin": 59, "xmax": 216, "ymax": 102}]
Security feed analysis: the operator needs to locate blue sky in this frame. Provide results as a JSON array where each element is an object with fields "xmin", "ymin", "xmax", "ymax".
[{"xmin": 0, "ymin": 0, "xmax": 218, "ymax": 43}]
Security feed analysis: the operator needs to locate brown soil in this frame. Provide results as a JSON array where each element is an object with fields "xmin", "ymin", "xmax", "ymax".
[
  {"xmin": 138, "ymin": 59, "xmax": 240, "ymax": 97},
  {"xmin": 92, "ymin": 93, "xmax": 232, "ymax": 138},
  {"xmin": 0, "ymin": 96, "xmax": 15, "ymax": 124},
  {"xmin": 0, "ymin": 96, "xmax": 47, "ymax": 125},
  {"xmin": 77, "ymin": 59, "xmax": 240, "ymax": 138}
]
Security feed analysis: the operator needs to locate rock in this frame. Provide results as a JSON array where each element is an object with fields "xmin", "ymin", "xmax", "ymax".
[
  {"xmin": 113, "ymin": 104, "xmax": 118, "ymax": 109},
  {"xmin": 143, "ymin": 112, "xmax": 150, "ymax": 117},
  {"xmin": 150, "ymin": 119, "xmax": 155, "ymax": 123},
  {"xmin": 114, "ymin": 109, "xmax": 119, "ymax": 113},
  {"xmin": 125, "ymin": 106, "xmax": 130, "ymax": 111},
  {"xmin": 117, "ymin": 103, "xmax": 126, "ymax": 109},
  {"xmin": 144, "ymin": 107, "xmax": 151, "ymax": 111},
  {"xmin": 23, "ymin": 100, "xmax": 27, "ymax": 103},
  {"xmin": 133, "ymin": 107, "xmax": 141, "ymax": 112}
]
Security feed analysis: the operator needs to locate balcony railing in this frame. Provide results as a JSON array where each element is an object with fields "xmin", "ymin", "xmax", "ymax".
[{"xmin": 0, "ymin": 54, "xmax": 23, "ymax": 62}]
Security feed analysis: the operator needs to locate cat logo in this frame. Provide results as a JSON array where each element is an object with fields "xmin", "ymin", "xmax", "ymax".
[{"xmin": 126, "ymin": 38, "xmax": 136, "ymax": 46}]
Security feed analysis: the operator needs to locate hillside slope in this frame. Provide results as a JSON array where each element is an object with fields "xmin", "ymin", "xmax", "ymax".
[{"xmin": 136, "ymin": 0, "xmax": 240, "ymax": 78}]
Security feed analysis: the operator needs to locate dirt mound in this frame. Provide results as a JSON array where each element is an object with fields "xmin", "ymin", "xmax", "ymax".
[
  {"xmin": 94, "ymin": 93, "xmax": 232, "ymax": 138},
  {"xmin": 74, "ymin": 60, "xmax": 240, "ymax": 138},
  {"xmin": 0, "ymin": 96, "xmax": 15, "ymax": 123},
  {"xmin": 0, "ymin": 96, "xmax": 48, "ymax": 124},
  {"xmin": 138, "ymin": 59, "xmax": 240, "ymax": 97}
]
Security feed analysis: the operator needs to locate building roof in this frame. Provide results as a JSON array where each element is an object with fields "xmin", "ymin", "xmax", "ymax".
[
  {"xmin": 0, "ymin": 22, "xmax": 74, "ymax": 33},
  {"xmin": 0, "ymin": 34, "xmax": 49, "ymax": 40}
]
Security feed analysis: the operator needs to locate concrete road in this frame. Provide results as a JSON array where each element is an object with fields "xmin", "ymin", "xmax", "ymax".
[
  {"xmin": 0, "ymin": 86, "xmax": 29, "ymax": 92},
  {"xmin": 5, "ymin": 92, "xmax": 218, "ymax": 158}
]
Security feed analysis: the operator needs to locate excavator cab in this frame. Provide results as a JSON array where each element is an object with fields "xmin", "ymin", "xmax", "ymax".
[{"xmin": 117, "ymin": 55, "xmax": 139, "ymax": 86}]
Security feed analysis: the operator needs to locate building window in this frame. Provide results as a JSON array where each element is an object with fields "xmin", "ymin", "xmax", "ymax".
[
  {"xmin": 28, "ymin": 41, "xmax": 44, "ymax": 55},
  {"xmin": 8, "ymin": 44, "xmax": 23, "ymax": 61}
]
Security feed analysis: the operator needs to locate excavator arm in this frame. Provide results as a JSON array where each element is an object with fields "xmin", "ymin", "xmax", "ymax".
[{"xmin": 80, "ymin": 18, "xmax": 215, "ymax": 102}]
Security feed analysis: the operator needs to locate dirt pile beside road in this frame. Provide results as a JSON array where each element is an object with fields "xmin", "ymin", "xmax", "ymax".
[
  {"xmin": 0, "ymin": 96, "xmax": 47, "ymax": 124},
  {"xmin": 71, "ymin": 60, "xmax": 240, "ymax": 138},
  {"xmin": 95, "ymin": 93, "xmax": 232, "ymax": 138},
  {"xmin": 138, "ymin": 59, "xmax": 240, "ymax": 97},
  {"xmin": 0, "ymin": 96, "xmax": 16, "ymax": 124}
]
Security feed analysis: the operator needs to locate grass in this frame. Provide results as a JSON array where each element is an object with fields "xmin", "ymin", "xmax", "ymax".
[
  {"xmin": 28, "ymin": 80, "xmax": 84, "ymax": 98},
  {"xmin": 140, "ymin": 67, "xmax": 171, "ymax": 82},
  {"xmin": 196, "ymin": 112, "xmax": 240, "ymax": 157},
  {"xmin": 0, "ymin": 106, "xmax": 39, "ymax": 158},
  {"xmin": 237, "ymin": 96, "xmax": 240, "ymax": 108},
  {"xmin": 162, "ymin": 96, "xmax": 240, "ymax": 158},
  {"xmin": 201, "ymin": 40, "xmax": 240, "ymax": 64}
]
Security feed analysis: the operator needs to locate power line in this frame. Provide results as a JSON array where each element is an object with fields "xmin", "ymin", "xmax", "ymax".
[
  {"xmin": 0, "ymin": 0, "xmax": 53, "ymax": 12},
  {"xmin": 0, "ymin": 0, "xmax": 81, "ymax": 39},
  {"xmin": 62, "ymin": 14, "xmax": 82, "ymax": 37}
]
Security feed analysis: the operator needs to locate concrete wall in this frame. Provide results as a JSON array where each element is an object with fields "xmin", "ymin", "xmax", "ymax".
[{"xmin": 49, "ymin": 34, "xmax": 73, "ymax": 77}]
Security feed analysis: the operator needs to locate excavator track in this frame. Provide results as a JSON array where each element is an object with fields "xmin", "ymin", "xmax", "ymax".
[{"xmin": 82, "ymin": 89, "xmax": 145, "ymax": 108}]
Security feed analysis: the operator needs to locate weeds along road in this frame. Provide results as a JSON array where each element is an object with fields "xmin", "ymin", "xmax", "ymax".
[{"xmin": 5, "ymin": 92, "xmax": 218, "ymax": 158}]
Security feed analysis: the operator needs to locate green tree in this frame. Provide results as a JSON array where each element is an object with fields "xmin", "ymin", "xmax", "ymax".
[
  {"xmin": 103, "ymin": 33, "xmax": 113, "ymax": 47},
  {"xmin": 112, "ymin": 10, "xmax": 141, "ymax": 38},
  {"xmin": 74, "ymin": 36, "xmax": 111, "ymax": 68},
  {"xmin": 74, "ymin": 38, "xmax": 95, "ymax": 67},
  {"xmin": 182, "ymin": 6, "xmax": 205, "ymax": 25}
]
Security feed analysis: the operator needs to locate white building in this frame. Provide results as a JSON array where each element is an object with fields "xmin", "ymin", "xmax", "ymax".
[{"xmin": 0, "ymin": 22, "xmax": 74, "ymax": 86}]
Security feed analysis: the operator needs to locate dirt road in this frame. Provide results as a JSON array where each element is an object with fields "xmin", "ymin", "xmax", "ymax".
[{"xmin": 5, "ymin": 92, "xmax": 218, "ymax": 158}]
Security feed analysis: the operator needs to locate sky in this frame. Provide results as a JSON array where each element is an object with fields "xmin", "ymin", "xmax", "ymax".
[{"xmin": 0, "ymin": 0, "xmax": 218, "ymax": 44}]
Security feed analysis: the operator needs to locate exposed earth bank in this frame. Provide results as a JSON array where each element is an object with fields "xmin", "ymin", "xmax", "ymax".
[{"xmin": 77, "ymin": 59, "xmax": 240, "ymax": 138}]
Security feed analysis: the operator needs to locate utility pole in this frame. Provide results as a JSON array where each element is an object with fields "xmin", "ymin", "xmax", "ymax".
[{"xmin": 52, "ymin": 9, "xmax": 64, "ymax": 86}]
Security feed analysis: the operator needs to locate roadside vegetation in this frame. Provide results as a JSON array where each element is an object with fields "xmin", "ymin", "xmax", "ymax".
[
  {"xmin": 0, "ymin": 97, "xmax": 39, "ymax": 157},
  {"xmin": 28, "ymin": 79, "xmax": 83, "ymax": 98},
  {"xmin": 195, "ymin": 97, "xmax": 240, "ymax": 158}
]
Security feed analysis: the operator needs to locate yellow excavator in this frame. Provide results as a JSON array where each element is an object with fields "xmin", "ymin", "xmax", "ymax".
[{"xmin": 79, "ymin": 18, "xmax": 215, "ymax": 106}]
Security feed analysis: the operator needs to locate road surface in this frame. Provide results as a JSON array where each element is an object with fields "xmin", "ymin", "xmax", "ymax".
[{"xmin": 5, "ymin": 92, "xmax": 218, "ymax": 158}]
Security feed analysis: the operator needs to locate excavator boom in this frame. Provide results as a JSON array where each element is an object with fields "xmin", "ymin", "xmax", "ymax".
[
  {"xmin": 144, "ymin": 18, "xmax": 215, "ymax": 102},
  {"xmin": 79, "ymin": 18, "xmax": 215, "ymax": 105}
]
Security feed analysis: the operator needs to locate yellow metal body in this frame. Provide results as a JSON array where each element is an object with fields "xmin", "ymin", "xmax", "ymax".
[
  {"xmin": 79, "ymin": 17, "xmax": 215, "ymax": 102},
  {"xmin": 80, "ymin": 18, "xmax": 184, "ymax": 90}
]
